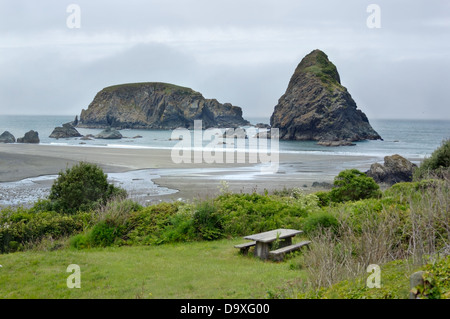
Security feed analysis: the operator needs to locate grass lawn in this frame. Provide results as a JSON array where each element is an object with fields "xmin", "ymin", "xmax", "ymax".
[{"xmin": 0, "ymin": 239, "xmax": 305, "ymax": 299}]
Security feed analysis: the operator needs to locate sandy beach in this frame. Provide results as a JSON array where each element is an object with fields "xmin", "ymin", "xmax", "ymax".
[{"xmin": 0, "ymin": 143, "xmax": 381, "ymax": 205}]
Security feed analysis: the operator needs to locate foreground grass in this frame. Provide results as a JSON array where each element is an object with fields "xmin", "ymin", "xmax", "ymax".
[{"xmin": 0, "ymin": 239, "xmax": 305, "ymax": 299}]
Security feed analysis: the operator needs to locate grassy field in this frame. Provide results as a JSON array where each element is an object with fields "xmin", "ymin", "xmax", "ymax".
[{"xmin": 0, "ymin": 239, "xmax": 305, "ymax": 299}]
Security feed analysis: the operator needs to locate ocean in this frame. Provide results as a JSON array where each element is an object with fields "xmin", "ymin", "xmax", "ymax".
[{"xmin": 0, "ymin": 115, "xmax": 448, "ymax": 161}]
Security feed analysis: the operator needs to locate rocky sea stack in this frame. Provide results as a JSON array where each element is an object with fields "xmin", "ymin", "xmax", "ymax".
[
  {"xmin": 49, "ymin": 122, "xmax": 82, "ymax": 139},
  {"xmin": 17, "ymin": 130, "xmax": 40, "ymax": 144},
  {"xmin": 366, "ymin": 154, "xmax": 417, "ymax": 186},
  {"xmin": 78, "ymin": 82, "xmax": 250, "ymax": 130},
  {"xmin": 96, "ymin": 128, "xmax": 123, "ymax": 140},
  {"xmin": 270, "ymin": 49, "xmax": 382, "ymax": 143},
  {"xmin": 0, "ymin": 131, "xmax": 15, "ymax": 143}
]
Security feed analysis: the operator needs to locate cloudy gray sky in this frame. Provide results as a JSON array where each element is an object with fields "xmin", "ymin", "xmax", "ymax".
[{"xmin": 0, "ymin": 0, "xmax": 449, "ymax": 120}]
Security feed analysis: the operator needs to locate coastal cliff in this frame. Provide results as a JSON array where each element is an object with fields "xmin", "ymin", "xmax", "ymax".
[
  {"xmin": 78, "ymin": 82, "xmax": 250, "ymax": 130},
  {"xmin": 270, "ymin": 49, "xmax": 382, "ymax": 142}
]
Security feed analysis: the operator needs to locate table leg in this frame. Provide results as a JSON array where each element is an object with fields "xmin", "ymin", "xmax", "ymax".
[{"xmin": 254, "ymin": 242, "xmax": 270, "ymax": 260}]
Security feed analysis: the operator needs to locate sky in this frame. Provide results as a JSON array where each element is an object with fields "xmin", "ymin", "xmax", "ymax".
[{"xmin": 0, "ymin": 0, "xmax": 449, "ymax": 120}]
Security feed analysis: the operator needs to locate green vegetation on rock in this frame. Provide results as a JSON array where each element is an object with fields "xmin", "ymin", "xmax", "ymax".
[
  {"xmin": 301, "ymin": 50, "xmax": 342, "ymax": 90},
  {"xmin": 102, "ymin": 82, "xmax": 197, "ymax": 95}
]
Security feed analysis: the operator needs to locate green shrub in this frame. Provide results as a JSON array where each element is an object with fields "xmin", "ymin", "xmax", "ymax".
[
  {"xmin": 414, "ymin": 139, "xmax": 450, "ymax": 181},
  {"xmin": 315, "ymin": 191, "xmax": 331, "ymax": 207},
  {"xmin": 29, "ymin": 199, "xmax": 56, "ymax": 213},
  {"xmin": 193, "ymin": 201, "xmax": 223, "ymax": 241},
  {"xmin": 70, "ymin": 233, "xmax": 90, "ymax": 249},
  {"xmin": 96, "ymin": 199, "xmax": 142, "ymax": 229},
  {"xmin": 48, "ymin": 162, "xmax": 127, "ymax": 214},
  {"xmin": 383, "ymin": 182, "xmax": 418, "ymax": 200},
  {"xmin": 125, "ymin": 202, "xmax": 181, "ymax": 245},
  {"xmin": 88, "ymin": 221, "xmax": 122, "ymax": 247},
  {"xmin": 161, "ymin": 212, "xmax": 196, "ymax": 243},
  {"xmin": 330, "ymin": 169, "xmax": 381, "ymax": 203},
  {"xmin": 303, "ymin": 211, "xmax": 339, "ymax": 234},
  {"xmin": 421, "ymin": 255, "xmax": 450, "ymax": 299}
]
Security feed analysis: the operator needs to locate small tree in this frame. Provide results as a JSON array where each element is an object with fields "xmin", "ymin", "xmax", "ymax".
[
  {"xmin": 49, "ymin": 162, "xmax": 126, "ymax": 214},
  {"xmin": 330, "ymin": 169, "xmax": 381, "ymax": 202}
]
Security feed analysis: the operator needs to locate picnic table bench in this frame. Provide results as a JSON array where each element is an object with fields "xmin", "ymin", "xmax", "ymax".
[
  {"xmin": 234, "ymin": 241, "xmax": 256, "ymax": 255},
  {"xmin": 269, "ymin": 240, "xmax": 311, "ymax": 261},
  {"xmin": 235, "ymin": 228, "xmax": 310, "ymax": 260}
]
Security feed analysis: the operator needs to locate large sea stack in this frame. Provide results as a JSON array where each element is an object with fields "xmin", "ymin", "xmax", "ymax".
[
  {"xmin": 270, "ymin": 49, "xmax": 382, "ymax": 142},
  {"xmin": 78, "ymin": 82, "xmax": 250, "ymax": 130}
]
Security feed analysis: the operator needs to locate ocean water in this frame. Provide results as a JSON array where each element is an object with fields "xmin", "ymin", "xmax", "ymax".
[{"xmin": 0, "ymin": 115, "xmax": 448, "ymax": 161}]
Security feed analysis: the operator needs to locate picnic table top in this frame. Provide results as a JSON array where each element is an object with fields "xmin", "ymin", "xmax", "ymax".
[{"xmin": 244, "ymin": 228, "xmax": 302, "ymax": 243}]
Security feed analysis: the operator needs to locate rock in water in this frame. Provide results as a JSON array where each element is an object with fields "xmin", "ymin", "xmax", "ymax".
[
  {"xmin": 49, "ymin": 123, "xmax": 82, "ymax": 139},
  {"xmin": 78, "ymin": 82, "xmax": 250, "ymax": 130},
  {"xmin": 270, "ymin": 49, "xmax": 382, "ymax": 142},
  {"xmin": 366, "ymin": 154, "xmax": 417, "ymax": 185},
  {"xmin": 17, "ymin": 130, "xmax": 40, "ymax": 144},
  {"xmin": 317, "ymin": 140, "xmax": 356, "ymax": 147},
  {"xmin": 0, "ymin": 131, "xmax": 16, "ymax": 143},
  {"xmin": 95, "ymin": 128, "xmax": 123, "ymax": 139}
]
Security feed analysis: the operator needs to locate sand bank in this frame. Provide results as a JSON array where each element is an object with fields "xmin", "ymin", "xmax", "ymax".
[{"xmin": 0, "ymin": 143, "xmax": 380, "ymax": 204}]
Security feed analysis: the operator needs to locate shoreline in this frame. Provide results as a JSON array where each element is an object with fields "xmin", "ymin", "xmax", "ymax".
[{"xmin": 0, "ymin": 143, "xmax": 385, "ymax": 205}]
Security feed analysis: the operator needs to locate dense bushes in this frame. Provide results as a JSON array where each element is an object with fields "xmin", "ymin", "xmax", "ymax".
[
  {"xmin": 302, "ymin": 211, "xmax": 338, "ymax": 234},
  {"xmin": 0, "ymin": 189, "xmax": 322, "ymax": 252},
  {"xmin": 0, "ymin": 207, "xmax": 92, "ymax": 253},
  {"xmin": 125, "ymin": 202, "xmax": 182, "ymax": 245},
  {"xmin": 216, "ymin": 192, "xmax": 316, "ymax": 236},
  {"xmin": 2, "ymin": 176, "xmax": 447, "ymax": 256},
  {"xmin": 116, "ymin": 192, "xmax": 317, "ymax": 247}
]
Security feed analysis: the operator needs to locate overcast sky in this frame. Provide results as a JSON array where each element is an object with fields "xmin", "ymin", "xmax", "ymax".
[{"xmin": 0, "ymin": 0, "xmax": 449, "ymax": 120}]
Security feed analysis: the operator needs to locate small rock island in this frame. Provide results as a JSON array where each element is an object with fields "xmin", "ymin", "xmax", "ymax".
[
  {"xmin": 270, "ymin": 49, "xmax": 382, "ymax": 143},
  {"xmin": 77, "ymin": 82, "xmax": 250, "ymax": 130}
]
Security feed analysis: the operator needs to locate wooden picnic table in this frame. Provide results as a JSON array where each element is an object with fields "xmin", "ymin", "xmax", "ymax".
[{"xmin": 243, "ymin": 228, "xmax": 303, "ymax": 260}]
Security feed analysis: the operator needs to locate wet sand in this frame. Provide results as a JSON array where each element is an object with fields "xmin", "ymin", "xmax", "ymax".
[{"xmin": 0, "ymin": 143, "xmax": 380, "ymax": 204}]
